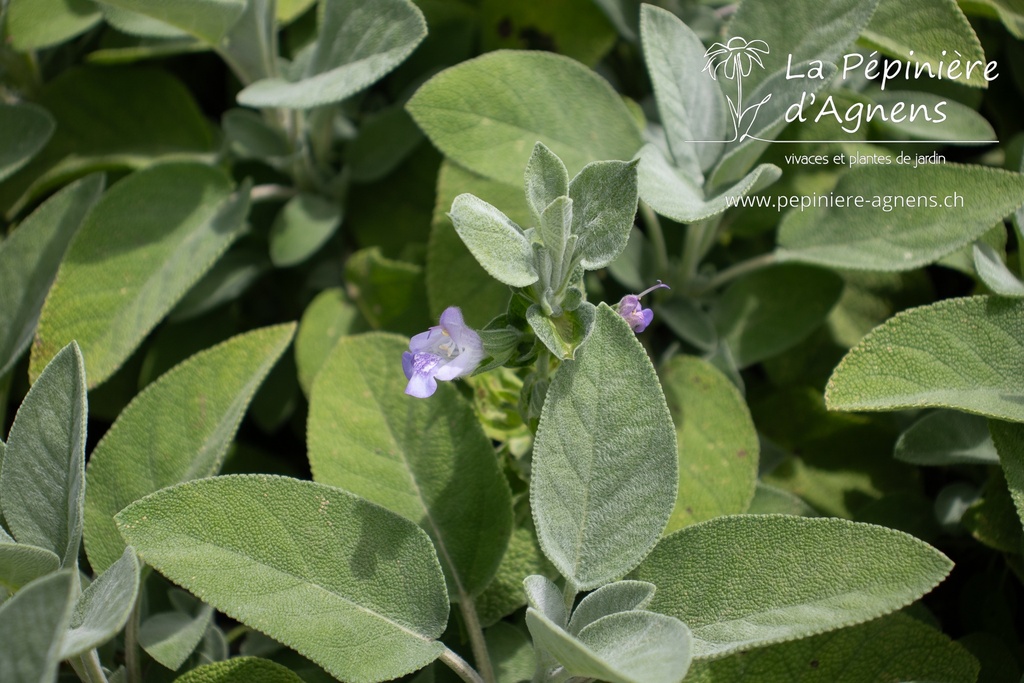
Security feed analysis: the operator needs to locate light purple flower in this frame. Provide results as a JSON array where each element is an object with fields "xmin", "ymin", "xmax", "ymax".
[
  {"xmin": 402, "ymin": 307, "xmax": 484, "ymax": 398},
  {"xmin": 616, "ymin": 281, "xmax": 670, "ymax": 333}
]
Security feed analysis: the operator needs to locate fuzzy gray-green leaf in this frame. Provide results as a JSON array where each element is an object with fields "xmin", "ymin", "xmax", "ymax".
[
  {"xmin": 0, "ymin": 569, "xmax": 77, "ymax": 683},
  {"xmin": 60, "ymin": 546, "xmax": 141, "ymax": 658},
  {"xmin": 569, "ymin": 160, "xmax": 638, "ymax": 270},
  {"xmin": 449, "ymin": 193, "xmax": 538, "ymax": 287}
]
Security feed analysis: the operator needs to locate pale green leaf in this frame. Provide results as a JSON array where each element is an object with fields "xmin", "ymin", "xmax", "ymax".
[
  {"xmin": 746, "ymin": 483, "xmax": 818, "ymax": 517},
  {"xmin": 990, "ymin": 420, "xmax": 1024, "ymax": 537},
  {"xmin": 713, "ymin": 265, "xmax": 844, "ymax": 368},
  {"xmin": 93, "ymin": 0, "xmax": 245, "ymax": 44},
  {"xmin": 1, "ymin": 343, "xmax": 87, "ymax": 567},
  {"xmin": 308, "ymin": 334, "xmax": 513, "ymax": 599},
  {"xmin": 869, "ymin": 90, "xmax": 996, "ymax": 141},
  {"xmin": 140, "ymin": 604, "xmax": 214, "ymax": 670},
  {"xmin": 526, "ymin": 608, "xmax": 692, "ymax": 683},
  {"xmin": 825, "ymin": 296, "xmax": 1024, "ymax": 422},
  {"xmin": 960, "ymin": 0, "xmax": 1024, "ymax": 38},
  {"xmin": 0, "ymin": 570, "xmax": 77, "ymax": 683},
  {"xmin": 172, "ymin": 657, "xmax": 306, "ymax": 683},
  {"xmin": 862, "ymin": 0, "xmax": 988, "ymax": 88},
  {"xmin": 0, "ymin": 174, "xmax": 104, "ymax": 378},
  {"xmin": 407, "ymin": 51, "xmax": 643, "ymax": 187},
  {"xmin": 100, "ymin": 5, "xmax": 190, "ymax": 38},
  {"xmin": 84, "ymin": 324, "xmax": 296, "ymax": 572},
  {"xmin": 660, "ymin": 356, "xmax": 758, "ymax": 531},
  {"xmin": 0, "ymin": 543, "xmax": 60, "ymax": 591},
  {"xmin": 116, "ymin": 475, "xmax": 449, "ymax": 683},
  {"xmin": 567, "ymin": 580, "xmax": 655, "ymax": 636},
  {"xmin": 895, "ymin": 410, "xmax": 998, "ymax": 466},
  {"xmin": 569, "ymin": 159, "xmax": 638, "ymax": 269},
  {"xmin": 0, "ymin": 103, "xmax": 56, "ymax": 183},
  {"xmin": 216, "ymin": 0, "xmax": 277, "ymax": 86},
  {"xmin": 778, "ymin": 164, "xmax": 1024, "ymax": 270},
  {"xmin": 222, "ymin": 109, "xmax": 291, "ymax": 159},
  {"xmin": 525, "ymin": 142, "xmax": 570, "ymax": 226},
  {"xmin": 237, "ymin": 0, "xmax": 426, "ymax": 108},
  {"xmin": 630, "ymin": 515, "xmax": 952, "ymax": 659},
  {"xmin": 269, "ymin": 194, "xmax": 343, "ymax": 267},
  {"xmin": 539, "ymin": 196, "xmax": 573, "ymax": 272},
  {"xmin": 532, "ymin": 304, "xmax": 677, "ymax": 590},
  {"xmin": 31, "ymin": 163, "xmax": 249, "ymax": 387},
  {"xmin": 685, "ymin": 612, "xmax": 978, "ymax": 682},
  {"xmin": 294, "ymin": 288, "xmax": 361, "ymax": 396},
  {"xmin": 485, "ymin": 622, "xmax": 535, "ymax": 683},
  {"xmin": 6, "ymin": 0, "xmax": 102, "ymax": 50},
  {"xmin": 60, "ymin": 546, "xmax": 141, "ymax": 658},
  {"xmin": 974, "ymin": 241, "xmax": 1024, "ymax": 297},
  {"xmin": 449, "ymin": 193, "xmax": 538, "ymax": 287},
  {"xmin": 526, "ymin": 302, "xmax": 596, "ymax": 361}
]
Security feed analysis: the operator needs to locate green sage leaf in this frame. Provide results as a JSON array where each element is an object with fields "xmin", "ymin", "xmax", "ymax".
[
  {"xmin": 140, "ymin": 603, "xmax": 215, "ymax": 671},
  {"xmin": 294, "ymin": 288, "xmax": 362, "ymax": 396},
  {"xmin": 84, "ymin": 324, "xmax": 296, "ymax": 572},
  {"xmin": 1, "ymin": 343, "xmax": 87, "ymax": 567},
  {"xmin": 269, "ymin": 194, "xmax": 343, "ymax": 268},
  {"xmin": 567, "ymin": 580, "xmax": 656, "ymax": 635},
  {"xmin": 0, "ymin": 103, "xmax": 55, "ymax": 182},
  {"xmin": 60, "ymin": 546, "xmax": 141, "ymax": 658},
  {"xmin": 94, "ymin": 0, "xmax": 246, "ymax": 45},
  {"xmin": 31, "ymin": 163, "xmax": 249, "ymax": 387},
  {"xmin": 569, "ymin": 160, "xmax": 639, "ymax": 270},
  {"xmin": 0, "ymin": 569, "xmax": 77, "ymax": 683},
  {"xmin": 0, "ymin": 542, "xmax": 60, "ymax": 592},
  {"xmin": 308, "ymin": 333, "xmax": 513, "ymax": 599},
  {"xmin": 526, "ymin": 302, "xmax": 596, "ymax": 361},
  {"xmin": 449, "ymin": 193, "xmax": 538, "ymax": 288},
  {"xmin": 630, "ymin": 515, "xmax": 953, "ymax": 659},
  {"xmin": 172, "ymin": 657, "xmax": 306, "ymax": 683},
  {"xmin": 974, "ymin": 241, "xmax": 1024, "ymax": 297},
  {"xmin": 532, "ymin": 304, "xmax": 677, "ymax": 590},
  {"xmin": 990, "ymin": 420, "xmax": 1024, "ymax": 537},
  {"xmin": 5, "ymin": 0, "xmax": 102, "ymax": 50},
  {"xmin": 826, "ymin": 296, "xmax": 1024, "ymax": 422},
  {"xmin": 117, "ymin": 475, "xmax": 449, "ymax": 683},
  {"xmin": 525, "ymin": 142, "xmax": 570, "ymax": 226},
  {"xmin": 895, "ymin": 410, "xmax": 998, "ymax": 466}
]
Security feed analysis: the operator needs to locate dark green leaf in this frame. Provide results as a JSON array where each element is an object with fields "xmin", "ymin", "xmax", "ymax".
[{"xmin": 0, "ymin": 103, "xmax": 56, "ymax": 182}]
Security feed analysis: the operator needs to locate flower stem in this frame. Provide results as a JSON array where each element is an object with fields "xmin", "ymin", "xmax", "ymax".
[
  {"xmin": 440, "ymin": 647, "xmax": 486, "ymax": 683},
  {"xmin": 698, "ymin": 251, "xmax": 777, "ymax": 293},
  {"xmin": 639, "ymin": 201, "xmax": 669, "ymax": 279}
]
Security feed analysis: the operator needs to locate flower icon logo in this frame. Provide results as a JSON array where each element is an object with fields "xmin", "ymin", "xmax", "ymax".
[{"xmin": 702, "ymin": 37, "xmax": 772, "ymax": 142}]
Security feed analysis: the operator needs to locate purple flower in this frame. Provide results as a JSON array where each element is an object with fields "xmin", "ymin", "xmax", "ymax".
[
  {"xmin": 616, "ymin": 281, "xmax": 670, "ymax": 333},
  {"xmin": 402, "ymin": 307, "xmax": 484, "ymax": 398}
]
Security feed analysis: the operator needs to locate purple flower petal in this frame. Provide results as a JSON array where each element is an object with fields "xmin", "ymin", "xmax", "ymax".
[{"xmin": 401, "ymin": 307, "xmax": 484, "ymax": 398}]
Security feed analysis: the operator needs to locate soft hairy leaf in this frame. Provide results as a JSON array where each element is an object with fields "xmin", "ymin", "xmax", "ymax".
[
  {"xmin": 630, "ymin": 515, "xmax": 953, "ymax": 659},
  {"xmin": 294, "ymin": 288, "xmax": 361, "ymax": 396},
  {"xmin": 172, "ymin": 657, "xmax": 306, "ymax": 683},
  {"xmin": 31, "ymin": 163, "xmax": 249, "ymax": 387},
  {"xmin": 60, "ymin": 546, "xmax": 141, "ymax": 658},
  {"xmin": 237, "ymin": 0, "xmax": 426, "ymax": 108},
  {"xmin": 407, "ymin": 50, "xmax": 643, "ymax": 187},
  {"xmin": 869, "ymin": 90, "xmax": 995, "ymax": 141},
  {"xmin": 93, "ymin": 0, "xmax": 246, "ymax": 44},
  {"xmin": 778, "ymin": 164, "xmax": 1024, "ymax": 271},
  {"xmin": 532, "ymin": 304, "xmax": 677, "ymax": 590},
  {"xmin": 685, "ymin": 612, "xmax": 978, "ymax": 682},
  {"xmin": 308, "ymin": 334, "xmax": 513, "ymax": 599},
  {"xmin": 713, "ymin": 265, "xmax": 844, "ymax": 368},
  {"xmin": 140, "ymin": 604, "xmax": 215, "ymax": 670},
  {"xmin": 0, "ymin": 542, "xmax": 60, "ymax": 591},
  {"xmin": 116, "ymin": 475, "xmax": 449, "ymax": 683},
  {"xmin": 524, "ymin": 574, "xmax": 567, "ymax": 626},
  {"xmin": 0, "ymin": 570, "xmax": 77, "ymax": 683},
  {"xmin": 862, "ymin": 0, "xmax": 987, "ymax": 88},
  {"xmin": 567, "ymin": 581, "xmax": 656, "ymax": 635},
  {"xmin": 660, "ymin": 356, "xmax": 758, "ymax": 531},
  {"xmin": 974, "ymin": 242, "xmax": 1024, "ymax": 297},
  {"xmin": 527, "ymin": 302, "xmax": 596, "ymax": 361},
  {"xmin": 525, "ymin": 142, "xmax": 570, "ymax": 226},
  {"xmin": 1, "ymin": 343, "xmax": 87, "ymax": 567},
  {"xmin": 222, "ymin": 109, "xmax": 291, "ymax": 159},
  {"xmin": 84, "ymin": 324, "xmax": 295, "ymax": 572},
  {"xmin": 526, "ymin": 608, "xmax": 692, "ymax": 683},
  {"xmin": 485, "ymin": 622, "xmax": 536, "ymax": 683},
  {"xmin": 0, "ymin": 174, "xmax": 103, "ymax": 378},
  {"xmin": 6, "ymin": 0, "xmax": 102, "ymax": 50},
  {"xmin": 746, "ymin": 483, "xmax": 817, "ymax": 517},
  {"xmin": 569, "ymin": 160, "xmax": 638, "ymax": 269},
  {"xmin": 476, "ymin": 523, "xmax": 556, "ymax": 628},
  {"xmin": 990, "ymin": 420, "xmax": 1024, "ymax": 537},
  {"xmin": 269, "ymin": 194, "xmax": 343, "ymax": 267},
  {"xmin": 0, "ymin": 103, "xmax": 56, "ymax": 182},
  {"xmin": 894, "ymin": 410, "xmax": 998, "ymax": 466},
  {"xmin": 448, "ymin": 194, "xmax": 538, "ymax": 287},
  {"xmin": 826, "ymin": 296, "xmax": 1024, "ymax": 422}
]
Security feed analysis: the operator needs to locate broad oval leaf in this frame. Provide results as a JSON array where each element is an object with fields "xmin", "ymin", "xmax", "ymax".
[
  {"xmin": 0, "ymin": 174, "xmax": 103, "ymax": 378},
  {"xmin": 0, "ymin": 542, "xmax": 60, "ymax": 591},
  {"xmin": 84, "ymin": 324, "xmax": 296, "ymax": 573},
  {"xmin": 894, "ymin": 410, "xmax": 998, "ymax": 466},
  {"xmin": 0, "ymin": 103, "xmax": 56, "ymax": 182},
  {"xmin": 660, "ymin": 356, "xmax": 759, "ymax": 532},
  {"xmin": 869, "ymin": 90, "xmax": 995, "ymax": 142},
  {"xmin": 308, "ymin": 333, "xmax": 513, "ymax": 599},
  {"xmin": 1, "ymin": 342, "xmax": 87, "ymax": 567},
  {"xmin": 630, "ymin": 515, "xmax": 953, "ymax": 659},
  {"xmin": 116, "ymin": 475, "xmax": 450, "ymax": 683},
  {"xmin": 524, "ymin": 574, "xmax": 567, "ymax": 626},
  {"xmin": 269, "ymin": 194, "xmax": 343, "ymax": 267},
  {"xmin": 532, "ymin": 304, "xmax": 677, "ymax": 590},
  {"xmin": 569, "ymin": 160, "xmax": 639, "ymax": 269},
  {"xmin": 294, "ymin": 288, "xmax": 361, "ymax": 396},
  {"xmin": 140, "ymin": 603, "xmax": 215, "ymax": 671},
  {"xmin": 237, "ymin": 0, "xmax": 426, "ymax": 109},
  {"xmin": 31, "ymin": 163, "xmax": 250, "ymax": 387},
  {"xmin": 95, "ymin": 0, "xmax": 246, "ymax": 45},
  {"xmin": 5, "ymin": 0, "xmax": 102, "ymax": 50},
  {"xmin": 777, "ymin": 164, "xmax": 1024, "ymax": 271},
  {"xmin": 568, "ymin": 580, "xmax": 656, "ymax": 635},
  {"xmin": 0, "ymin": 569, "xmax": 77, "ymax": 683},
  {"xmin": 60, "ymin": 546, "xmax": 141, "ymax": 658},
  {"xmin": 826, "ymin": 296, "xmax": 1024, "ymax": 422},
  {"xmin": 172, "ymin": 656, "xmax": 306, "ymax": 683},
  {"xmin": 407, "ymin": 50, "xmax": 643, "ymax": 187},
  {"xmin": 449, "ymin": 193, "xmax": 538, "ymax": 287}
]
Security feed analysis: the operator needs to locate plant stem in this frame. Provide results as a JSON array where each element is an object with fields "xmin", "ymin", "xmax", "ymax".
[
  {"xmin": 250, "ymin": 184, "xmax": 298, "ymax": 203},
  {"xmin": 639, "ymin": 201, "xmax": 669, "ymax": 278},
  {"xmin": 124, "ymin": 593, "xmax": 142, "ymax": 683},
  {"xmin": 75, "ymin": 650, "xmax": 110, "ymax": 683},
  {"xmin": 698, "ymin": 251, "xmax": 777, "ymax": 293},
  {"xmin": 459, "ymin": 595, "xmax": 497, "ymax": 683},
  {"xmin": 440, "ymin": 647, "xmax": 486, "ymax": 683}
]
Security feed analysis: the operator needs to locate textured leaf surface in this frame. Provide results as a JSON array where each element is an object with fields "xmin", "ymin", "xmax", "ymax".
[
  {"xmin": 476, "ymin": 523, "xmax": 556, "ymax": 627},
  {"xmin": 60, "ymin": 546, "xmax": 140, "ymax": 658},
  {"xmin": 826, "ymin": 296, "xmax": 1024, "ymax": 422},
  {"xmin": 172, "ymin": 657, "xmax": 306, "ymax": 683},
  {"xmin": 269, "ymin": 194, "xmax": 343, "ymax": 267},
  {"xmin": 407, "ymin": 51, "xmax": 643, "ymax": 187},
  {"xmin": 237, "ymin": 0, "xmax": 426, "ymax": 108},
  {"xmin": 685, "ymin": 612, "xmax": 978, "ymax": 682},
  {"xmin": 448, "ymin": 194, "xmax": 538, "ymax": 287},
  {"xmin": 778, "ymin": 165, "xmax": 1024, "ymax": 270},
  {"xmin": 0, "ymin": 174, "xmax": 103, "ymax": 378},
  {"xmin": 990, "ymin": 421, "xmax": 1024, "ymax": 537},
  {"xmin": 974, "ymin": 242, "xmax": 1024, "ymax": 297},
  {"xmin": 567, "ymin": 581, "xmax": 655, "ymax": 635},
  {"xmin": 0, "ymin": 570, "xmax": 76, "ymax": 683},
  {"xmin": 0, "ymin": 103, "xmax": 55, "ymax": 182},
  {"xmin": 660, "ymin": 356, "xmax": 758, "ymax": 531},
  {"xmin": 894, "ymin": 410, "xmax": 998, "ymax": 466},
  {"xmin": 0, "ymin": 542, "xmax": 60, "ymax": 591},
  {"xmin": 84, "ymin": 324, "xmax": 296, "ymax": 572},
  {"xmin": 1, "ymin": 343, "xmax": 87, "ymax": 567},
  {"xmin": 93, "ymin": 0, "xmax": 245, "ymax": 44},
  {"xmin": 308, "ymin": 333, "xmax": 512, "ymax": 599},
  {"xmin": 31, "ymin": 163, "xmax": 249, "ymax": 387},
  {"xmin": 630, "ymin": 515, "xmax": 953, "ymax": 659},
  {"xmin": 294, "ymin": 288, "xmax": 361, "ymax": 396},
  {"xmin": 532, "ymin": 304, "xmax": 677, "ymax": 590},
  {"xmin": 569, "ymin": 160, "xmax": 638, "ymax": 269},
  {"xmin": 117, "ymin": 475, "xmax": 449, "ymax": 683},
  {"xmin": 140, "ymin": 604, "xmax": 214, "ymax": 670},
  {"xmin": 5, "ymin": 0, "xmax": 102, "ymax": 50}
]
